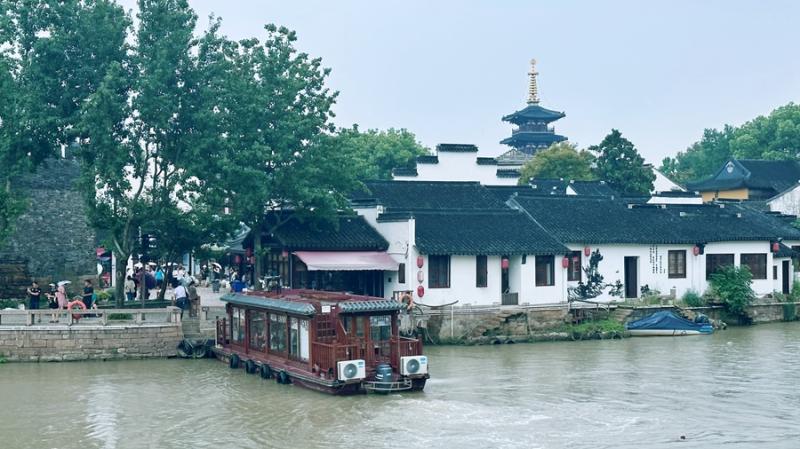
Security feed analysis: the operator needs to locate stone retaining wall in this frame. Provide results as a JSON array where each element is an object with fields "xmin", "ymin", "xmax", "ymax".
[{"xmin": 0, "ymin": 324, "xmax": 182, "ymax": 362}]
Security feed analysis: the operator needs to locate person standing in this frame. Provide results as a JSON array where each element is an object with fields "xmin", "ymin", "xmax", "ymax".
[
  {"xmin": 55, "ymin": 284, "xmax": 68, "ymax": 323},
  {"xmin": 187, "ymin": 279, "xmax": 200, "ymax": 318},
  {"xmin": 27, "ymin": 281, "xmax": 42, "ymax": 323},
  {"xmin": 173, "ymin": 282, "xmax": 188, "ymax": 318},
  {"xmin": 46, "ymin": 284, "xmax": 58, "ymax": 323},
  {"xmin": 211, "ymin": 267, "xmax": 220, "ymax": 293},
  {"xmin": 155, "ymin": 266, "xmax": 164, "ymax": 289},
  {"xmin": 82, "ymin": 279, "xmax": 94, "ymax": 309},
  {"xmin": 124, "ymin": 276, "xmax": 136, "ymax": 302}
]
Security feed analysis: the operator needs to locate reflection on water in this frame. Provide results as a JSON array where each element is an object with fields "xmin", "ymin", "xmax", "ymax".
[{"xmin": 1, "ymin": 323, "xmax": 799, "ymax": 448}]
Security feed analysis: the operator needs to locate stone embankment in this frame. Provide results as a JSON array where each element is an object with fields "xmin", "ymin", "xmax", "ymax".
[{"xmin": 0, "ymin": 307, "xmax": 183, "ymax": 362}]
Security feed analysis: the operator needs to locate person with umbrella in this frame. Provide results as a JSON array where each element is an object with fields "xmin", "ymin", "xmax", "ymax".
[{"xmin": 210, "ymin": 262, "xmax": 221, "ymax": 293}]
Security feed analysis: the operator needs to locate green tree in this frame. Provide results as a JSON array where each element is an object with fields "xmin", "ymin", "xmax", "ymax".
[
  {"xmin": 665, "ymin": 103, "xmax": 800, "ymax": 183},
  {"xmin": 1, "ymin": 1, "xmax": 128, "ymax": 244},
  {"xmin": 211, "ymin": 25, "xmax": 359, "ymax": 285},
  {"xmin": 518, "ymin": 142, "xmax": 595, "ymax": 184},
  {"xmin": 331, "ymin": 126, "xmax": 429, "ymax": 180},
  {"xmin": 77, "ymin": 0, "xmax": 221, "ymax": 305},
  {"xmin": 710, "ymin": 265, "xmax": 755, "ymax": 322},
  {"xmin": 590, "ymin": 129, "xmax": 655, "ymax": 196}
]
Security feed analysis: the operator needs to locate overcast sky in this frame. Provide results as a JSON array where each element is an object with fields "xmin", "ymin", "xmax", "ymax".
[{"xmin": 118, "ymin": 0, "xmax": 800, "ymax": 163}]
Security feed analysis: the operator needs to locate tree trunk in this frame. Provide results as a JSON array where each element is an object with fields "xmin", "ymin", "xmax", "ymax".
[
  {"xmin": 157, "ymin": 262, "xmax": 175, "ymax": 301},
  {"xmin": 114, "ymin": 249, "xmax": 130, "ymax": 308},
  {"xmin": 253, "ymin": 220, "xmax": 263, "ymax": 290}
]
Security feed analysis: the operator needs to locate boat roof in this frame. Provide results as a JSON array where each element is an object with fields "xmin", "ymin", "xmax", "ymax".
[{"xmin": 221, "ymin": 290, "xmax": 403, "ymax": 316}]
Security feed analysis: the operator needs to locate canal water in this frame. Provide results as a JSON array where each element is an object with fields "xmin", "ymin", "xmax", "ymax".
[{"xmin": 2, "ymin": 323, "xmax": 799, "ymax": 449}]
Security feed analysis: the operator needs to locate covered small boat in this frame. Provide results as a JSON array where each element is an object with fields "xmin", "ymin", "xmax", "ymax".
[{"xmin": 626, "ymin": 310, "xmax": 714, "ymax": 336}]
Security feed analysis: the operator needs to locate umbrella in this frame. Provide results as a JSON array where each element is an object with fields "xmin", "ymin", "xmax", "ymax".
[
  {"xmin": 57, "ymin": 280, "xmax": 71, "ymax": 287},
  {"xmin": 211, "ymin": 262, "xmax": 222, "ymax": 270}
]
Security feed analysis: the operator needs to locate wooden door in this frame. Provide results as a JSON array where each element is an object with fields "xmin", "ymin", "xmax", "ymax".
[
  {"xmin": 624, "ymin": 257, "xmax": 638, "ymax": 299},
  {"xmin": 782, "ymin": 260, "xmax": 790, "ymax": 294}
]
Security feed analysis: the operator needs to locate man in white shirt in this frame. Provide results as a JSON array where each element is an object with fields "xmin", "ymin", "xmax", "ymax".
[{"xmin": 173, "ymin": 284, "xmax": 188, "ymax": 318}]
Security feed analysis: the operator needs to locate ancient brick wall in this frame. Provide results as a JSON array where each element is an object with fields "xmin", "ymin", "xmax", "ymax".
[
  {"xmin": 0, "ymin": 158, "xmax": 96, "ymax": 293},
  {"xmin": 0, "ymin": 324, "xmax": 181, "ymax": 362}
]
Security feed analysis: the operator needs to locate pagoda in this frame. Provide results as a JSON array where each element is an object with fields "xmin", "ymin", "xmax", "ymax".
[{"xmin": 499, "ymin": 59, "xmax": 567, "ymax": 157}]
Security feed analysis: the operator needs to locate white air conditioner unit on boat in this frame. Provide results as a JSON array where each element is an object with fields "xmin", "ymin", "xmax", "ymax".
[
  {"xmin": 337, "ymin": 359, "xmax": 366, "ymax": 381},
  {"xmin": 400, "ymin": 355, "xmax": 428, "ymax": 376}
]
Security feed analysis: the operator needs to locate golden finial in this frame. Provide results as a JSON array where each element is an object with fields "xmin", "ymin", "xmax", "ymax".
[{"xmin": 527, "ymin": 58, "xmax": 540, "ymax": 105}]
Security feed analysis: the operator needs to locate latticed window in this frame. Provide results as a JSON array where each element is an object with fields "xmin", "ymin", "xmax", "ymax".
[
  {"xmin": 706, "ymin": 254, "xmax": 734, "ymax": 280},
  {"xmin": 741, "ymin": 253, "xmax": 767, "ymax": 279},
  {"xmin": 535, "ymin": 255, "xmax": 555, "ymax": 286},
  {"xmin": 428, "ymin": 255, "xmax": 450, "ymax": 288},
  {"xmin": 567, "ymin": 251, "xmax": 581, "ymax": 282},
  {"xmin": 668, "ymin": 250, "xmax": 686, "ymax": 279}
]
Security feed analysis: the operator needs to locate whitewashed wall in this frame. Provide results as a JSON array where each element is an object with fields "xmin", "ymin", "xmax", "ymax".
[
  {"xmin": 566, "ymin": 241, "xmax": 786, "ymax": 302},
  {"xmin": 652, "ymin": 168, "xmax": 685, "ymax": 193},
  {"xmin": 393, "ymin": 151, "xmax": 518, "ymax": 186},
  {"xmin": 768, "ymin": 184, "xmax": 800, "ymax": 215}
]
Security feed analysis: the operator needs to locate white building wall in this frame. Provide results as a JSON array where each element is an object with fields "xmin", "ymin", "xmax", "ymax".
[
  {"xmin": 767, "ymin": 183, "xmax": 800, "ymax": 215},
  {"xmin": 567, "ymin": 241, "xmax": 780, "ymax": 302},
  {"xmin": 415, "ymin": 255, "xmax": 504, "ymax": 306},
  {"xmin": 517, "ymin": 255, "xmax": 567, "ymax": 304},
  {"xmin": 652, "ymin": 168, "xmax": 685, "ymax": 193},
  {"xmin": 394, "ymin": 151, "xmax": 518, "ymax": 186}
]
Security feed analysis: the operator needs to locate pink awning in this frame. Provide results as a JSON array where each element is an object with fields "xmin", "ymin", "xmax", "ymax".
[{"xmin": 293, "ymin": 251, "xmax": 399, "ymax": 271}]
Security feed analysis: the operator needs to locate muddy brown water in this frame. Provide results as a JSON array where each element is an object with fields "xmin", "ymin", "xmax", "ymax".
[{"xmin": 1, "ymin": 323, "xmax": 799, "ymax": 448}]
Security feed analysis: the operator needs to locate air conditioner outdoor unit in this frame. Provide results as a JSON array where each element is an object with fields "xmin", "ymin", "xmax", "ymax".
[
  {"xmin": 337, "ymin": 359, "xmax": 366, "ymax": 381},
  {"xmin": 400, "ymin": 355, "xmax": 428, "ymax": 376}
]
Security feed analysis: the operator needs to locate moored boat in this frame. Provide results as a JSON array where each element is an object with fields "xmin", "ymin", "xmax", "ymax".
[
  {"xmin": 625, "ymin": 310, "xmax": 714, "ymax": 336},
  {"xmin": 213, "ymin": 289, "xmax": 428, "ymax": 395}
]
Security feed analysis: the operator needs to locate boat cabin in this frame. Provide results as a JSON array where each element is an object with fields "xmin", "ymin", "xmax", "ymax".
[{"xmin": 214, "ymin": 289, "xmax": 427, "ymax": 394}]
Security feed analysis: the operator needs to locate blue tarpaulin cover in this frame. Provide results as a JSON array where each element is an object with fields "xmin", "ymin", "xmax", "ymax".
[{"xmin": 626, "ymin": 311, "xmax": 709, "ymax": 332}]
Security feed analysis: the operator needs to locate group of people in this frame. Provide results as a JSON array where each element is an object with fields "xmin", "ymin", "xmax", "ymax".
[{"xmin": 26, "ymin": 279, "xmax": 96, "ymax": 323}]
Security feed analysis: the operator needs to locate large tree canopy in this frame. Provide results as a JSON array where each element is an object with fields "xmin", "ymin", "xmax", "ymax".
[
  {"xmin": 518, "ymin": 142, "xmax": 595, "ymax": 184},
  {"xmin": 661, "ymin": 103, "xmax": 800, "ymax": 183},
  {"xmin": 590, "ymin": 129, "xmax": 655, "ymax": 196},
  {"xmin": 331, "ymin": 126, "xmax": 429, "ymax": 180}
]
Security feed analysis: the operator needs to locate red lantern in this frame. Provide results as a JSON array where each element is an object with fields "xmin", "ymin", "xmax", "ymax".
[
  {"xmin": 416, "ymin": 285, "xmax": 425, "ymax": 298},
  {"xmin": 234, "ymin": 255, "xmax": 241, "ymax": 264},
  {"xmin": 583, "ymin": 246, "xmax": 591, "ymax": 257},
  {"xmin": 417, "ymin": 270, "xmax": 424, "ymax": 283},
  {"xmin": 772, "ymin": 242, "xmax": 780, "ymax": 253},
  {"xmin": 692, "ymin": 246, "xmax": 700, "ymax": 256},
  {"xmin": 416, "ymin": 256, "xmax": 424, "ymax": 268},
  {"xmin": 281, "ymin": 250, "xmax": 289, "ymax": 258},
  {"xmin": 501, "ymin": 258, "xmax": 510, "ymax": 270},
  {"xmin": 561, "ymin": 257, "xmax": 570, "ymax": 268}
]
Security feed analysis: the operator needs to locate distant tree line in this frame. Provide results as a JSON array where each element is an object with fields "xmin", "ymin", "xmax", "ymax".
[{"xmin": 518, "ymin": 130, "xmax": 656, "ymax": 197}]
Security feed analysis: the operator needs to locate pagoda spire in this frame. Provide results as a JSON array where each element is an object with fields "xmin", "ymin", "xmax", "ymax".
[{"xmin": 527, "ymin": 58, "xmax": 540, "ymax": 105}]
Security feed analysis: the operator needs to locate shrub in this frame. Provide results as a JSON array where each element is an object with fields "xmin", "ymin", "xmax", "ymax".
[
  {"xmin": 682, "ymin": 290, "xmax": 705, "ymax": 307},
  {"xmin": 96, "ymin": 290, "xmax": 114, "ymax": 303},
  {"xmin": 710, "ymin": 265, "xmax": 755, "ymax": 318}
]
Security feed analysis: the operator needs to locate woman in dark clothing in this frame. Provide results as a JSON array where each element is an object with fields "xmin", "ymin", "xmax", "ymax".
[
  {"xmin": 27, "ymin": 281, "xmax": 42, "ymax": 323},
  {"xmin": 82, "ymin": 279, "xmax": 94, "ymax": 309}
]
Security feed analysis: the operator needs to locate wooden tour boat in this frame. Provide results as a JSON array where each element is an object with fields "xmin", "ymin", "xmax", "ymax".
[{"xmin": 213, "ymin": 289, "xmax": 428, "ymax": 395}]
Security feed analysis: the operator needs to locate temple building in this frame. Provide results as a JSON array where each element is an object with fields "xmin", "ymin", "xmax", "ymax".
[{"xmin": 497, "ymin": 59, "xmax": 567, "ymax": 164}]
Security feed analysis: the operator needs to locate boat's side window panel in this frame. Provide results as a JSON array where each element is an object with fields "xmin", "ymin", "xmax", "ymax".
[
  {"xmin": 370, "ymin": 315, "xmax": 391, "ymax": 342},
  {"xmin": 269, "ymin": 314, "xmax": 287, "ymax": 353},
  {"xmin": 288, "ymin": 317, "xmax": 311, "ymax": 362},
  {"xmin": 249, "ymin": 311, "xmax": 267, "ymax": 352},
  {"xmin": 231, "ymin": 307, "xmax": 245, "ymax": 344},
  {"xmin": 343, "ymin": 316, "xmax": 366, "ymax": 338}
]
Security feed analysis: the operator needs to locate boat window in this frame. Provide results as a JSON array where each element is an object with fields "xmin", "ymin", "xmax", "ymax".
[
  {"xmin": 269, "ymin": 314, "xmax": 287, "ymax": 353},
  {"xmin": 370, "ymin": 315, "xmax": 391, "ymax": 342},
  {"xmin": 289, "ymin": 317, "xmax": 300, "ymax": 359},
  {"xmin": 249, "ymin": 311, "xmax": 267, "ymax": 351},
  {"xmin": 343, "ymin": 316, "xmax": 365, "ymax": 337},
  {"xmin": 299, "ymin": 319, "xmax": 310, "ymax": 361},
  {"xmin": 231, "ymin": 307, "xmax": 245, "ymax": 344}
]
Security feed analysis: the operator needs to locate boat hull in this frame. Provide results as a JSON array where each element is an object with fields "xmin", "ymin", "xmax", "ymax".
[
  {"xmin": 628, "ymin": 328, "xmax": 713, "ymax": 337},
  {"xmin": 212, "ymin": 346, "xmax": 426, "ymax": 395}
]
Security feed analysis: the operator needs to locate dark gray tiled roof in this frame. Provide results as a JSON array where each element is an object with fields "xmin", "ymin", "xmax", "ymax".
[
  {"xmin": 265, "ymin": 215, "xmax": 388, "ymax": 251},
  {"xmin": 512, "ymin": 196, "xmax": 800, "ymax": 245},
  {"xmin": 687, "ymin": 159, "xmax": 800, "ymax": 195},
  {"xmin": 436, "ymin": 143, "xmax": 478, "ymax": 153},
  {"xmin": 568, "ymin": 180, "xmax": 618, "ymax": 197},
  {"xmin": 416, "ymin": 155, "xmax": 439, "ymax": 164},
  {"xmin": 338, "ymin": 300, "xmax": 403, "ymax": 314},
  {"xmin": 502, "ymin": 104, "xmax": 566, "ymax": 124},
  {"xmin": 391, "ymin": 167, "xmax": 418, "ymax": 177},
  {"xmin": 353, "ymin": 181, "xmax": 509, "ymax": 212},
  {"xmin": 496, "ymin": 169, "xmax": 521, "ymax": 178},
  {"xmin": 414, "ymin": 210, "xmax": 568, "ymax": 256},
  {"xmin": 221, "ymin": 293, "xmax": 316, "ymax": 316}
]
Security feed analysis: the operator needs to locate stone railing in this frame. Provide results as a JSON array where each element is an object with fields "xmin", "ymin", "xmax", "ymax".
[{"xmin": 0, "ymin": 307, "xmax": 182, "ymax": 327}]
